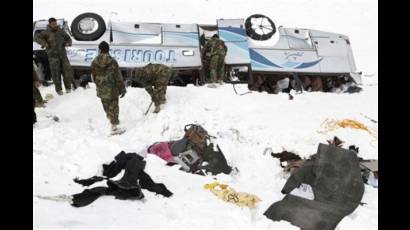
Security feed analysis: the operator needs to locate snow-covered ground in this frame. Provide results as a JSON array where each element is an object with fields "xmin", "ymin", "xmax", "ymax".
[
  {"xmin": 33, "ymin": 0, "xmax": 378, "ymax": 229},
  {"xmin": 33, "ymin": 84, "xmax": 378, "ymax": 230}
]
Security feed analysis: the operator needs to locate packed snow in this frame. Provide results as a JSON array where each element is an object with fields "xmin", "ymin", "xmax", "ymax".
[{"xmin": 33, "ymin": 0, "xmax": 378, "ymax": 229}]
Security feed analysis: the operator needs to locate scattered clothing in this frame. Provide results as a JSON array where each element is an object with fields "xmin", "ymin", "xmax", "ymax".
[
  {"xmin": 264, "ymin": 144, "xmax": 364, "ymax": 230},
  {"xmin": 318, "ymin": 119, "xmax": 378, "ymax": 140},
  {"xmin": 148, "ymin": 142, "xmax": 175, "ymax": 162},
  {"xmin": 71, "ymin": 151, "xmax": 172, "ymax": 207},
  {"xmin": 359, "ymin": 159, "xmax": 378, "ymax": 188},
  {"xmin": 204, "ymin": 182, "xmax": 261, "ymax": 209},
  {"xmin": 367, "ymin": 172, "xmax": 378, "ymax": 188},
  {"xmin": 271, "ymin": 150, "xmax": 303, "ymax": 173},
  {"xmin": 148, "ymin": 124, "xmax": 232, "ymax": 175},
  {"xmin": 270, "ymin": 138, "xmax": 378, "ymax": 189}
]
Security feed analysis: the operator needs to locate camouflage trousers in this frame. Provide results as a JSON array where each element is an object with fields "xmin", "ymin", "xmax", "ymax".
[
  {"xmin": 48, "ymin": 55, "xmax": 74, "ymax": 92},
  {"xmin": 202, "ymin": 58, "xmax": 210, "ymax": 83},
  {"xmin": 147, "ymin": 84, "xmax": 167, "ymax": 107},
  {"xmin": 101, "ymin": 98, "xmax": 119, "ymax": 125},
  {"xmin": 209, "ymin": 54, "xmax": 225, "ymax": 83}
]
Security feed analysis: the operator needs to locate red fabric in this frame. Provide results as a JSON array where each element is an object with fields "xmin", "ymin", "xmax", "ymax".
[{"xmin": 148, "ymin": 142, "xmax": 174, "ymax": 162}]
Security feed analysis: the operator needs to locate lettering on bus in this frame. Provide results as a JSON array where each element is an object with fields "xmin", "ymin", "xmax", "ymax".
[{"xmin": 83, "ymin": 48, "xmax": 177, "ymax": 64}]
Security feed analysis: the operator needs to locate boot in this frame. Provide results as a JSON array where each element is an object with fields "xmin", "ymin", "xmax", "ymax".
[
  {"xmin": 57, "ymin": 91, "xmax": 63, "ymax": 96},
  {"xmin": 35, "ymin": 101, "xmax": 46, "ymax": 108},
  {"xmin": 66, "ymin": 89, "xmax": 71, "ymax": 94},
  {"xmin": 111, "ymin": 124, "xmax": 125, "ymax": 135},
  {"xmin": 153, "ymin": 106, "xmax": 161, "ymax": 113}
]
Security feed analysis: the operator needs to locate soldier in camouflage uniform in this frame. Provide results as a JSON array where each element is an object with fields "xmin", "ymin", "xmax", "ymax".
[
  {"xmin": 33, "ymin": 64, "xmax": 40, "ymax": 124},
  {"xmin": 33, "ymin": 64, "xmax": 45, "ymax": 107},
  {"xmin": 201, "ymin": 36, "xmax": 211, "ymax": 82},
  {"xmin": 203, "ymin": 34, "xmax": 227, "ymax": 84},
  {"xmin": 91, "ymin": 41, "xmax": 126, "ymax": 133},
  {"xmin": 133, "ymin": 63, "xmax": 172, "ymax": 113},
  {"xmin": 34, "ymin": 17, "xmax": 74, "ymax": 95}
]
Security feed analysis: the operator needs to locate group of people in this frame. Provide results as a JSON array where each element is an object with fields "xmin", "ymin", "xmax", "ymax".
[{"xmin": 33, "ymin": 17, "xmax": 227, "ymax": 134}]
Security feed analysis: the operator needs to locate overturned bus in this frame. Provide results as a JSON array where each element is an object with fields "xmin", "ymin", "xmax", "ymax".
[{"xmin": 33, "ymin": 13, "xmax": 362, "ymax": 92}]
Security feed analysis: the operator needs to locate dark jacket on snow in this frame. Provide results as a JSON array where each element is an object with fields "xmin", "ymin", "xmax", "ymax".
[
  {"xmin": 71, "ymin": 151, "xmax": 173, "ymax": 207},
  {"xmin": 264, "ymin": 144, "xmax": 364, "ymax": 230}
]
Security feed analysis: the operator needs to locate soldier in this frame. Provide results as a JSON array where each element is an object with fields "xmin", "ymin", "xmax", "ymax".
[
  {"xmin": 91, "ymin": 41, "xmax": 127, "ymax": 134},
  {"xmin": 34, "ymin": 17, "xmax": 74, "ymax": 95},
  {"xmin": 33, "ymin": 64, "xmax": 46, "ymax": 107},
  {"xmin": 33, "ymin": 65, "xmax": 39, "ymax": 125},
  {"xmin": 203, "ymin": 34, "xmax": 227, "ymax": 85},
  {"xmin": 133, "ymin": 63, "xmax": 172, "ymax": 113},
  {"xmin": 201, "ymin": 35, "xmax": 211, "ymax": 82}
]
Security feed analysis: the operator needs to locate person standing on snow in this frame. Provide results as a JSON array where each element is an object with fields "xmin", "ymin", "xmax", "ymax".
[
  {"xmin": 33, "ymin": 65, "xmax": 40, "ymax": 125},
  {"xmin": 132, "ymin": 63, "xmax": 172, "ymax": 113},
  {"xmin": 33, "ymin": 64, "xmax": 46, "ymax": 108},
  {"xmin": 91, "ymin": 41, "xmax": 126, "ymax": 134},
  {"xmin": 203, "ymin": 34, "xmax": 227, "ymax": 85},
  {"xmin": 34, "ymin": 17, "xmax": 74, "ymax": 95}
]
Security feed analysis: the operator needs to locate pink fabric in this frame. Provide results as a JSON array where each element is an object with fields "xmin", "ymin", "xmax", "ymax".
[{"xmin": 148, "ymin": 142, "xmax": 174, "ymax": 162}]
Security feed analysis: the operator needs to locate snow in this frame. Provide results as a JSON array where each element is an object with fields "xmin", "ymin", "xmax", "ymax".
[
  {"xmin": 33, "ymin": 0, "xmax": 378, "ymax": 229},
  {"xmin": 34, "ymin": 84, "xmax": 378, "ymax": 229}
]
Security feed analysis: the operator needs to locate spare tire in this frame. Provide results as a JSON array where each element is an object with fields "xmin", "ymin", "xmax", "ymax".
[
  {"xmin": 245, "ymin": 14, "xmax": 276, "ymax": 41},
  {"xmin": 71, "ymin": 13, "xmax": 106, "ymax": 41}
]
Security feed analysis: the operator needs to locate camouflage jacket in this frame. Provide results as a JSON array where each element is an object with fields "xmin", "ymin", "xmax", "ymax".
[
  {"xmin": 91, "ymin": 53, "xmax": 126, "ymax": 100},
  {"xmin": 34, "ymin": 26, "xmax": 72, "ymax": 58},
  {"xmin": 203, "ymin": 37, "xmax": 227, "ymax": 57},
  {"xmin": 139, "ymin": 64, "xmax": 171, "ymax": 94}
]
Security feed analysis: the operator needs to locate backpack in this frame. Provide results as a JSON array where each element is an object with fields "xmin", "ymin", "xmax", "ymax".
[
  {"xmin": 184, "ymin": 124, "xmax": 211, "ymax": 155},
  {"xmin": 174, "ymin": 124, "xmax": 232, "ymax": 175}
]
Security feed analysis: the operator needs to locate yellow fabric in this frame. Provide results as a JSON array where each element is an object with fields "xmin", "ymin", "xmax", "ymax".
[
  {"xmin": 318, "ymin": 119, "xmax": 378, "ymax": 139},
  {"xmin": 204, "ymin": 182, "xmax": 261, "ymax": 209}
]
